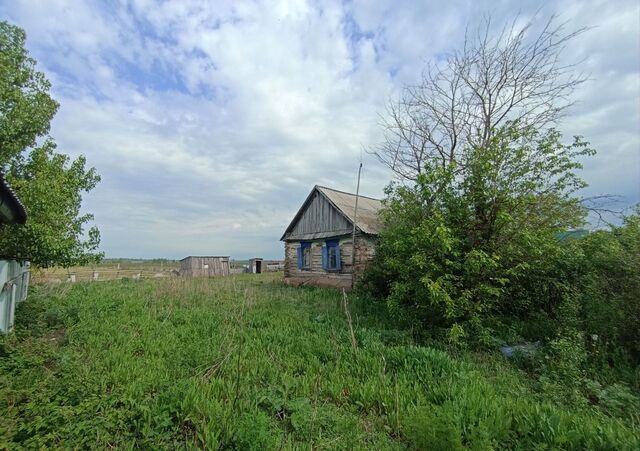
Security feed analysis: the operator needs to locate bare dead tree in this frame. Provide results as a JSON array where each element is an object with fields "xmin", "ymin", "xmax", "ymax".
[{"xmin": 373, "ymin": 15, "xmax": 588, "ymax": 181}]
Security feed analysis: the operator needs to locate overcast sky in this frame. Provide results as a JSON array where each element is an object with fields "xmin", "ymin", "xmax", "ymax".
[{"xmin": 2, "ymin": 0, "xmax": 639, "ymax": 259}]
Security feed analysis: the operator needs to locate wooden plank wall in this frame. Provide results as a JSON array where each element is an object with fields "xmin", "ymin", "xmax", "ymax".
[
  {"xmin": 0, "ymin": 260, "xmax": 30, "ymax": 333},
  {"xmin": 180, "ymin": 257, "xmax": 230, "ymax": 277},
  {"xmin": 290, "ymin": 191, "xmax": 351, "ymax": 237}
]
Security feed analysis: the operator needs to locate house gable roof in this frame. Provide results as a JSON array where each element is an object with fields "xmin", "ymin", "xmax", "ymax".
[
  {"xmin": 317, "ymin": 186, "xmax": 383, "ymax": 235},
  {"xmin": 280, "ymin": 185, "xmax": 383, "ymax": 241},
  {"xmin": 0, "ymin": 172, "xmax": 27, "ymax": 225}
]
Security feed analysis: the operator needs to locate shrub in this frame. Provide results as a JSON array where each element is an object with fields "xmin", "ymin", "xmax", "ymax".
[
  {"xmin": 538, "ymin": 330, "xmax": 588, "ymax": 407},
  {"xmin": 362, "ymin": 124, "xmax": 591, "ymax": 346},
  {"xmin": 577, "ymin": 212, "xmax": 640, "ymax": 364}
]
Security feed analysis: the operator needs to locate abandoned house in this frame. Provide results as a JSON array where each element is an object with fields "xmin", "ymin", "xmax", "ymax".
[
  {"xmin": 179, "ymin": 256, "xmax": 230, "ymax": 277},
  {"xmin": 0, "ymin": 172, "xmax": 30, "ymax": 333},
  {"xmin": 280, "ymin": 185, "xmax": 383, "ymax": 289}
]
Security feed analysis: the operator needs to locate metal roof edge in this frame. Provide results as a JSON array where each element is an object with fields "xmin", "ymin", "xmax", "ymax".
[
  {"xmin": 315, "ymin": 185, "xmax": 381, "ymax": 202},
  {"xmin": 0, "ymin": 171, "xmax": 27, "ymax": 225}
]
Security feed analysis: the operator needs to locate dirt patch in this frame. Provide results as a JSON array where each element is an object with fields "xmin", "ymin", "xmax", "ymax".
[{"xmin": 45, "ymin": 328, "xmax": 65, "ymax": 345}]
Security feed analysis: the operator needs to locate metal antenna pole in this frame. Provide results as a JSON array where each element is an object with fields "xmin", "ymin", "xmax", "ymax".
[{"xmin": 351, "ymin": 163, "xmax": 362, "ymax": 288}]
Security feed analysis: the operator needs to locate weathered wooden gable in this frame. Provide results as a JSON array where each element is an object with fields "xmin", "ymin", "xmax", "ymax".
[{"xmin": 287, "ymin": 190, "xmax": 352, "ymax": 240}]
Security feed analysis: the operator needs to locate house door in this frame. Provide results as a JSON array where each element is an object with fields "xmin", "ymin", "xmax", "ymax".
[{"xmin": 255, "ymin": 261, "xmax": 262, "ymax": 274}]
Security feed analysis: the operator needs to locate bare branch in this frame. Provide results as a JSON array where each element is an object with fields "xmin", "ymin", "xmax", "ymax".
[
  {"xmin": 371, "ymin": 15, "xmax": 589, "ymax": 181},
  {"xmin": 580, "ymin": 195, "xmax": 627, "ymax": 227}
]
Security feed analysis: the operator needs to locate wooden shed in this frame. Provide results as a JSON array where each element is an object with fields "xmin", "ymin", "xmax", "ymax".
[
  {"xmin": 280, "ymin": 185, "xmax": 382, "ymax": 290},
  {"xmin": 179, "ymin": 256, "xmax": 230, "ymax": 277},
  {"xmin": 248, "ymin": 258, "xmax": 263, "ymax": 274},
  {"xmin": 249, "ymin": 259, "xmax": 285, "ymax": 273},
  {"xmin": 0, "ymin": 172, "xmax": 30, "ymax": 333}
]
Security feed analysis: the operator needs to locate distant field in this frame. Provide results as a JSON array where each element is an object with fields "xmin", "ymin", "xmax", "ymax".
[
  {"xmin": 31, "ymin": 258, "xmax": 250, "ymax": 283},
  {"xmin": 31, "ymin": 260, "xmax": 180, "ymax": 283},
  {"xmin": 1, "ymin": 275, "xmax": 637, "ymax": 449}
]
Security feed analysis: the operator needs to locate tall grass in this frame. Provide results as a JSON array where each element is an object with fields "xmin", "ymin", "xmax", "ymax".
[{"xmin": 0, "ymin": 275, "xmax": 637, "ymax": 449}]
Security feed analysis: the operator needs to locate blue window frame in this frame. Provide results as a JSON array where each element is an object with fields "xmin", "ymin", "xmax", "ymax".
[
  {"xmin": 297, "ymin": 242, "xmax": 311, "ymax": 270},
  {"xmin": 322, "ymin": 239, "xmax": 341, "ymax": 271}
]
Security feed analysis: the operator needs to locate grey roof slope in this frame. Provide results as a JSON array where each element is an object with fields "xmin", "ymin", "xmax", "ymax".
[
  {"xmin": 280, "ymin": 185, "xmax": 383, "ymax": 241},
  {"xmin": 0, "ymin": 171, "xmax": 27, "ymax": 225},
  {"xmin": 316, "ymin": 186, "xmax": 383, "ymax": 235}
]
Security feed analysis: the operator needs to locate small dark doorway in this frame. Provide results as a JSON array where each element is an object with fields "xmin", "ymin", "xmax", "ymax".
[{"xmin": 255, "ymin": 260, "xmax": 262, "ymax": 274}]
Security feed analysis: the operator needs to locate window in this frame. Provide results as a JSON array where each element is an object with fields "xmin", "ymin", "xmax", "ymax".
[
  {"xmin": 322, "ymin": 239, "xmax": 341, "ymax": 271},
  {"xmin": 297, "ymin": 242, "xmax": 311, "ymax": 270}
]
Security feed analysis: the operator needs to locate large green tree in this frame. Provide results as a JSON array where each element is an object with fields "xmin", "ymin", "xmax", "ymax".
[
  {"xmin": 0, "ymin": 21, "xmax": 101, "ymax": 267},
  {"xmin": 363, "ymin": 16, "xmax": 598, "ymax": 346},
  {"xmin": 363, "ymin": 124, "xmax": 593, "ymax": 345}
]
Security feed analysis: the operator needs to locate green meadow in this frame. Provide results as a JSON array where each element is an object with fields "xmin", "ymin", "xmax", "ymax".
[{"xmin": 1, "ymin": 275, "xmax": 638, "ymax": 449}]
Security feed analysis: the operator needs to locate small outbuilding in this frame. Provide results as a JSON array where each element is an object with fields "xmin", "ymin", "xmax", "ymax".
[
  {"xmin": 280, "ymin": 185, "xmax": 382, "ymax": 290},
  {"xmin": 264, "ymin": 260, "xmax": 285, "ymax": 272},
  {"xmin": 248, "ymin": 258, "xmax": 263, "ymax": 273},
  {"xmin": 0, "ymin": 172, "xmax": 30, "ymax": 333},
  {"xmin": 179, "ymin": 256, "xmax": 230, "ymax": 277},
  {"xmin": 248, "ymin": 259, "xmax": 285, "ymax": 273}
]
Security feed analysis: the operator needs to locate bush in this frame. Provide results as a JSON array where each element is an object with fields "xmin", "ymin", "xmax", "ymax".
[
  {"xmin": 360, "ymin": 121, "xmax": 640, "ymax": 417},
  {"xmin": 538, "ymin": 330, "xmax": 588, "ymax": 407},
  {"xmin": 361, "ymin": 124, "xmax": 591, "ymax": 346},
  {"xmin": 577, "ymin": 213, "xmax": 640, "ymax": 364}
]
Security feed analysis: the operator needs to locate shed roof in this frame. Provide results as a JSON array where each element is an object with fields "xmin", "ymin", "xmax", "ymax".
[
  {"xmin": 281, "ymin": 185, "xmax": 383, "ymax": 241},
  {"xmin": 0, "ymin": 172, "xmax": 27, "ymax": 225},
  {"xmin": 180, "ymin": 256, "xmax": 230, "ymax": 261}
]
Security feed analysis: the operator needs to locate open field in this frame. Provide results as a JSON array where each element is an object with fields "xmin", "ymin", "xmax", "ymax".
[
  {"xmin": 1, "ymin": 275, "xmax": 638, "ymax": 449},
  {"xmin": 31, "ymin": 259, "xmax": 182, "ymax": 283},
  {"xmin": 31, "ymin": 259, "xmax": 253, "ymax": 283}
]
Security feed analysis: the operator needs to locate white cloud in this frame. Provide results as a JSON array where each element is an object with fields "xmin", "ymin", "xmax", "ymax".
[{"xmin": 1, "ymin": 0, "xmax": 638, "ymax": 258}]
